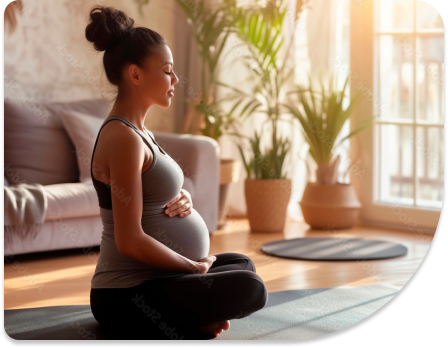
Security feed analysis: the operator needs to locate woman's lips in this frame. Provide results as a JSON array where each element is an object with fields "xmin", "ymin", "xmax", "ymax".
[{"xmin": 168, "ymin": 90, "xmax": 174, "ymax": 97}]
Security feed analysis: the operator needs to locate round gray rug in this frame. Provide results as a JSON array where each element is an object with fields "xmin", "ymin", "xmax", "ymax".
[{"xmin": 261, "ymin": 237, "xmax": 408, "ymax": 261}]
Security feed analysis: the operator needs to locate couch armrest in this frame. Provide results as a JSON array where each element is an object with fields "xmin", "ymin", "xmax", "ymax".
[{"xmin": 152, "ymin": 132, "xmax": 220, "ymax": 233}]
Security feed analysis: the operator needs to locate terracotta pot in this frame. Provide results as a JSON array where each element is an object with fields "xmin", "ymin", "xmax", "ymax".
[
  {"xmin": 218, "ymin": 159, "xmax": 240, "ymax": 228},
  {"xmin": 245, "ymin": 178, "xmax": 292, "ymax": 232},
  {"xmin": 299, "ymin": 182, "xmax": 361, "ymax": 229}
]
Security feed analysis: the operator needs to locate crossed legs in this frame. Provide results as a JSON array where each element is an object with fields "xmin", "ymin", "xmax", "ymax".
[{"xmin": 90, "ymin": 252, "xmax": 268, "ymax": 340}]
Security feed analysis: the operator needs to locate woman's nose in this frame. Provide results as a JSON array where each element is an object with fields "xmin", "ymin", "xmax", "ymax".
[{"xmin": 172, "ymin": 72, "xmax": 179, "ymax": 85}]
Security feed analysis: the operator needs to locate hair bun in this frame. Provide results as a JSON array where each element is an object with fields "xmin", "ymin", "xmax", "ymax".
[{"xmin": 85, "ymin": 6, "xmax": 135, "ymax": 51}]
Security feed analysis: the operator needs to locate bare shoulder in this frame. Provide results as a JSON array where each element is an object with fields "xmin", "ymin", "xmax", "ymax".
[
  {"xmin": 101, "ymin": 120, "xmax": 138, "ymax": 143},
  {"xmin": 101, "ymin": 119, "xmax": 141, "ymax": 148}
]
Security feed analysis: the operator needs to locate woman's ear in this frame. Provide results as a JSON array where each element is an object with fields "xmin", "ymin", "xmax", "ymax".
[{"xmin": 128, "ymin": 64, "xmax": 140, "ymax": 85}]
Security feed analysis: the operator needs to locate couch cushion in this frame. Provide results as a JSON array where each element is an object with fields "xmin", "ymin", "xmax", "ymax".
[
  {"xmin": 60, "ymin": 110, "xmax": 104, "ymax": 183},
  {"xmin": 4, "ymin": 98, "xmax": 109, "ymax": 185},
  {"xmin": 44, "ymin": 181, "xmax": 100, "ymax": 221}
]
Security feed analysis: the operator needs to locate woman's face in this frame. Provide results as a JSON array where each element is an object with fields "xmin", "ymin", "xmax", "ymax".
[{"xmin": 140, "ymin": 44, "xmax": 179, "ymax": 107}]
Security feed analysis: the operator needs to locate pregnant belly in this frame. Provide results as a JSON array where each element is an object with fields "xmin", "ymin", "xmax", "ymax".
[{"xmin": 141, "ymin": 207, "xmax": 210, "ymax": 262}]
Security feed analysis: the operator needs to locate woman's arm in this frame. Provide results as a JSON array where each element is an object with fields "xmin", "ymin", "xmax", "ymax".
[
  {"xmin": 104, "ymin": 122, "xmax": 201, "ymax": 274},
  {"xmin": 121, "ymin": 233, "xmax": 201, "ymax": 273}
]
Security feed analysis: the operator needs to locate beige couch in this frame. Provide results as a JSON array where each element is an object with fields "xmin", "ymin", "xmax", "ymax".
[{"xmin": 4, "ymin": 98, "xmax": 220, "ymax": 256}]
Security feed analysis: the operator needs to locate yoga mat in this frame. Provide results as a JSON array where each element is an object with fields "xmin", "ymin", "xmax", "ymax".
[
  {"xmin": 5, "ymin": 284, "xmax": 400, "ymax": 340},
  {"xmin": 261, "ymin": 237, "xmax": 408, "ymax": 261}
]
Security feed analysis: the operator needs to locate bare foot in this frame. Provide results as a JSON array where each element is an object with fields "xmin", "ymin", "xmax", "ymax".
[{"xmin": 197, "ymin": 320, "xmax": 230, "ymax": 337}]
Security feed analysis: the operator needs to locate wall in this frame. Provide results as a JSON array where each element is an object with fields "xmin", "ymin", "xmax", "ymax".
[{"xmin": 4, "ymin": 0, "xmax": 191, "ymax": 132}]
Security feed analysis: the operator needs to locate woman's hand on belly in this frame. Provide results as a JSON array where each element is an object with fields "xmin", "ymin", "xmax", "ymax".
[{"xmin": 164, "ymin": 189, "xmax": 193, "ymax": 218}]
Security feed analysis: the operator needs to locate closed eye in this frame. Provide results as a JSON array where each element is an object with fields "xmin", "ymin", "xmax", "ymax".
[{"xmin": 165, "ymin": 69, "xmax": 176, "ymax": 75}]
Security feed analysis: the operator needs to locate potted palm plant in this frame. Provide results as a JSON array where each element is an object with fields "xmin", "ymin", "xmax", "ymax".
[
  {"xmin": 284, "ymin": 73, "xmax": 375, "ymax": 229},
  {"xmin": 218, "ymin": 0, "xmax": 307, "ymax": 232}
]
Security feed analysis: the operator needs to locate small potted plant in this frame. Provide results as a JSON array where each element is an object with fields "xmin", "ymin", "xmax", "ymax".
[
  {"xmin": 219, "ymin": 0, "xmax": 301, "ymax": 232},
  {"xmin": 284, "ymin": 73, "xmax": 375, "ymax": 229},
  {"xmin": 236, "ymin": 129, "xmax": 291, "ymax": 232}
]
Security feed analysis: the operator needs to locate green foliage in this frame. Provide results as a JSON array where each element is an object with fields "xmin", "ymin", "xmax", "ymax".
[
  {"xmin": 219, "ymin": 0, "xmax": 295, "ymax": 180},
  {"xmin": 236, "ymin": 129, "xmax": 290, "ymax": 180},
  {"xmin": 283, "ymin": 72, "xmax": 376, "ymax": 166},
  {"xmin": 195, "ymin": 100, "xmax": 242, "ymax": 140}
]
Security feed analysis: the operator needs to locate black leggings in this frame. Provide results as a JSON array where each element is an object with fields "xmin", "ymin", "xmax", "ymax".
[{"xmin": 90, "ymin": 252, "xmax": 268, "ymax": 340}]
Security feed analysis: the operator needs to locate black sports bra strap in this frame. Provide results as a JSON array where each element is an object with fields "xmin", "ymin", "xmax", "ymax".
[
  {"xmin": 103, "ymin": 116, "xmax": 166, "ymax": 155},
  {"xmin": 106, "ymin": 116, "xmax": 156, "ymax": 151},
  {"xmin": 142, "ymin": 128, "xmax": 167, "ymax": 155},
  {"xmin": 90, "ymin": 116, "xmax": 156, "ymax": 181}
]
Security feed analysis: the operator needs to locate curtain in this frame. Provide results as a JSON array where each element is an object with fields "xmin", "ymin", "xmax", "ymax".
[{"xmin": 217, "ymin": 0, "xmax": 348, "ymax": 221}]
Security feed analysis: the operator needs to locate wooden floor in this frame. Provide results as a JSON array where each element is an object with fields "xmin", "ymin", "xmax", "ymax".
[{"xmin": 4, "ymin": 217, "xmax": 433, "ymax": 309}]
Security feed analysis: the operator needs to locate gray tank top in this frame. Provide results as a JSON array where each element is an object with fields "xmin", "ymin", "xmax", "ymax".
[{"xmin": 90, "ymin": 116, "xmax": 210, "ymax": 289}]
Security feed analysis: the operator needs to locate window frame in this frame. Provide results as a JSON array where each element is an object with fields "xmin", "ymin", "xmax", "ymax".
[{"xmin": 349, "ymin": 0, "xmax": 443, "ymax": 235}]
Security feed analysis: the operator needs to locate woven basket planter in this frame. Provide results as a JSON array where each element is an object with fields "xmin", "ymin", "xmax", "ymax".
[
  {"xmin": 244, "ymin": 178, "xmax": 292, "ymax": 232},
  {"xmin": 299, "ymin": 182, "xmax": 361, "ymax": 229}
]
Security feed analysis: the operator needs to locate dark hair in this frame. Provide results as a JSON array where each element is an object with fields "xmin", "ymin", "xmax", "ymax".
[{"xmin": 85, "ymin": 5, "xmax": 167, "ymax": 86}]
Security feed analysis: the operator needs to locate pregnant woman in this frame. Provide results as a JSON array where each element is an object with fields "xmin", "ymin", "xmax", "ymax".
[{"xmin": 87, "ymin": 6, "xmax": 268, "ymax": 340}]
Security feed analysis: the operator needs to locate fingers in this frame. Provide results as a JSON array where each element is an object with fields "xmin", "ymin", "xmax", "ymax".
[
  {"xmin": 166, "ymin": 193, "xmax": 181, "ymax": 208},
  {"xmin": 165, "ymin": 199, "xmax": 184, "ymax": 215},
  {"xmin": 165, "ymin": 190, "xmax": 193, "ymax": 217},
  {"xmin": 165, "ymin": 200, "xmax": 192, "ymax": 217},
  {"xmin": 179, "ymin": 208, "xmax": 192, "ymax": 217}
]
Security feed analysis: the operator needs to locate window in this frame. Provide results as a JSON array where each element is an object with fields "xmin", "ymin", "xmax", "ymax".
[
  {"xmin": 350, "ymin": 0, "xmax": 444, "ymax": 233},
  {"xmin": 375, "ymin": 0, "xmax": 444, "ymax": 209}
]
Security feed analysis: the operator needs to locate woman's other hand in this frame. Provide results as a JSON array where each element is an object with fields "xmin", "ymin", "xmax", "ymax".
[
  {"xmin": 165, "ymin": 189, "xmax": 193, "ymax": 218},
  {"xmin": 196, "ymin": 255, "xmax": 217, "ymax": 274}
]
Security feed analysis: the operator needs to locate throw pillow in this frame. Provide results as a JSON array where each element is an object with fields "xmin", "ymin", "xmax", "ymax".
[
  {"xmin": 4, "ymin": 98, "xmax": 109, "ymax": 185},
  {"xmin": 5, "ymin": 98, "xmax": 79, "ymax": 185},
  {"xmin": 59, "ymin": 110, "xmax": 104, "ymax": 182}
]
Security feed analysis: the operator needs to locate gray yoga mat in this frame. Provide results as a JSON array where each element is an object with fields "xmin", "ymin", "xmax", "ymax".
[
  {"xmin": 261, "ymin": 237, "xmax": 408, "ymax": 261},
  {"xmin": 5, "ymin": 284, "xmax": 399, "ymax": 340}
]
